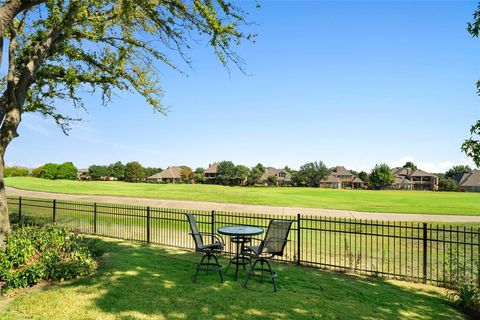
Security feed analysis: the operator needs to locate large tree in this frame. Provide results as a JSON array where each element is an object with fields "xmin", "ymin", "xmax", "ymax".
[
  {"xmin": 464, "ymin": 6, "xmax": 480, "ymax": 167},
  {"xmin": 369, "ymin": 163, "xmax": 395, "ymax": 189},
  {"xmin": 0, "ymin": 0, "xmax": 251, "ymax": 242},
  {"xmin": 445, "ymin": 165, "xmax": 472, "ymax": 179},
  {"xmin": 296, "ymin": 161, "xmax": 330, "ymax": 187}
]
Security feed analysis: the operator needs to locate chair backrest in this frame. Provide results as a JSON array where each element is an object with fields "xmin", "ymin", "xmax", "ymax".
[
  {"xmin": 259, "ymin": 219, "xmax": 294, "ymax": 256},
  {"xmin": 186, "ymin": 213, "xmax": 204, "ymax": 250}
]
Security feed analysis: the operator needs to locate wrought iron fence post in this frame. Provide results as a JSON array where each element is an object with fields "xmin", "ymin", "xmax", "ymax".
[
  {"xmin": 297, "ymin": 214, "xmax": 301, "ymax": 265},
  {"xmin": 52, "ymin": 199, "xmax": 56, "ymax": 223},
  {"xmin": 211, "ymin": 210, "xmax": 215, "ymax": 244},
  {"xmin": 93, "ymin": 203, "xmax": 97, "ymax": 234},
  {"xmin": 423, "ymin": 223, "xmax": 427, "ymax": 284},
  {"xmin": 18, "ymin": 196, "xmax": 22, "ymax": 220},
  {"xmin": 146, "ymin": 206, "xmax": 151, "ymax": 243}
]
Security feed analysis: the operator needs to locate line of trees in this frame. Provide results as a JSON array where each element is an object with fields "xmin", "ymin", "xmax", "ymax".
[
  {"xmin": 87, "ymin": 161, "xmax": 162, "ymax": 182},
  {"xmin": 31, "ymin": 162, "xmax": 78, "ymax": 180},
  {"xmin": 17, "ymin": 160, "xmax": 476, "ymax": 191}
]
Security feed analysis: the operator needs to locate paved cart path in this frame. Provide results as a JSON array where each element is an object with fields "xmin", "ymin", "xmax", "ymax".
[{"xmin": 6, "ymin": 186, "xmax": 480, "ymax": 223}]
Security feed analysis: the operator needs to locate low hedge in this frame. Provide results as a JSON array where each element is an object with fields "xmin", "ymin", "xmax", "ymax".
[{"xmin": 0, "ymin": 225, "xmax": 101, "ymax": 294}]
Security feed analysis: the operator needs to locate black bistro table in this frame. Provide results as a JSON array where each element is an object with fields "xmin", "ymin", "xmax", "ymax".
[{"xmin": 217, "ymin": 225, "xmax": 264, "ymax": 280}]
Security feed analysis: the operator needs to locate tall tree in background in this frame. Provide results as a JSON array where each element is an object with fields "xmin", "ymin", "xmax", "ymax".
[
  {"xmin": 464, "ymin": 6, "xmax": 480, "ymax": 167},
  {"xmin": 445, "ymin": 165, "xmax": 472, "ymax": 179},
  {"xmin": 403, "ymin": 161, "xmax": 417, "ymax": 171},
  {"xmin": 369, "ymin": 164, "xmax": 395, "ymax": 189},
  {"xmin": 0, "ymin": 0, "xmax": 252, "ymax": 242},
  {"xmin": 297, "ymin": 161, "xmax": 330, "ymax": 187},
  {"xmin": 125, "ymin": 161, "xmax": 145, "ymax": 181},
  {"xmin": 247, "ymin": 163, "xmax": 265, "ymax": 186}
]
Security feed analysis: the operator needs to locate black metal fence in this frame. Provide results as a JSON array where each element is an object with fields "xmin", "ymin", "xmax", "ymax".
[{"xmin": 7, "ymin": 195, "xmax": 480, "ymax": 287}]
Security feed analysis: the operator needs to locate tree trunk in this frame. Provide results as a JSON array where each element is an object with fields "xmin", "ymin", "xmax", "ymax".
[{"xmin": 0, "ymin": 149, "xmax": 9, "ymax": 245}]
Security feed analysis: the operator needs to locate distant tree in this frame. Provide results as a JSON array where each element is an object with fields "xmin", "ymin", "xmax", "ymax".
[
  {"xmin": 403, "ymin": 161, "xmax": 418, "ymax": 171},
  {"xmin": 88, "ymin": 165, "xmax": 109, "ymax": 180},
  {"xmin": 56, "ymin": 162, "xmax": 77, "ymax": 180},
  {"xmin": 283, "ymin": 166, "xmax": 293, "ymax": 174},
  {"xmin": 125, "ymin": 162, "xmax": 145, "ymax": 181},
  {"xmin": 267, "ymin": 175, "xmax": 277, "ymax": 186},
  {"xmin": 180, "ymin": 166, "xmax": 193, "ymax": 183},
  {"xmin": 358, "ymin": 171, "xmax": 369, "ymax": 185},
  {"xmin": 31, "ymin": 166, "xmax": 44, "ymax": 178},
  {"xmin": 39, "ymin": 163, "xmax": 59, "ymax": 180},
  {"xmin": 193, "ymin": 168, "xmax": 206, "ymax": 184},
  {"xmin": 4, "ymin": 167, "xmax": 29, "ymax": 177},
  {"xmin": 297, "ymin": 161, "xmax": 330, "ymax": 187},
  {"xmin": 109, "ymin": 162, "xmax": 126, "ymax": 180},
  {"xmin": 369, "ymin": 164, "xmax": 395, "ymax": 189},
  {"xmin": 247, "ymin": 163, "xmax": 265, "ymax": 186},
  {"xmin": 143, "ymin": 166, "xmax": 162, "ymax": 179},
  {"xmin": 438, "ymin": 177, "xmax": 458, "ymax": 191},
  {"xmin": 216, "ymin": 161, "xmax": 236, "ymax": 185},
  {"xmin": 445, "ymin": 165, "xmax": 472, "ymax": 179},
  {"xmin": 349, "ymin": 169, "xmax": 359, "ymax": 178},
  {"xmin": 233, "ymin": 165, "xmax": 249, "ymax": 185}
]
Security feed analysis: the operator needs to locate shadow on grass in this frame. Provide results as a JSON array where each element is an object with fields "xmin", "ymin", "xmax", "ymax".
[{"xmin": 59, "ymin": 238, "xmax": 464, "ymax": 320}]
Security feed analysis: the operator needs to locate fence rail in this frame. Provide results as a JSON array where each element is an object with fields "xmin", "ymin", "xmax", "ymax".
[{"xmin": 7, "ymin": 195, "xmax": 480, "ymax": 287}]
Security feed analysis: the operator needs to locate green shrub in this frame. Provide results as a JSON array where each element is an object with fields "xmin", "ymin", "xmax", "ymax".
[
  {"xmin": 448, "ymin": 280, "xmax": 480, "ymax": 319},
  {"xmin": 56, "ymin": 162, "xmax": 78, "ymax": 180},
  {"xmin": 4, "ymin": 167, "xmax": 29, "ymax": 177},
  {"xmin": 38, "ymin": 163, "xmax": 59, "ymax": 180},
  {"xmin": 0, "ymin": 225, "xmax": 101, "ymax": 294}
]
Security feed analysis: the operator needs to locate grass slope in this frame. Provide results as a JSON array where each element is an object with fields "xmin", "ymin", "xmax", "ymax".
[
  {"xmin": 5, "ymin": 177, "xmax": 480, "ymax": 215},
  {"xmin": 0, "ymin": 238, "xmax": 466, "ymax": 320}
]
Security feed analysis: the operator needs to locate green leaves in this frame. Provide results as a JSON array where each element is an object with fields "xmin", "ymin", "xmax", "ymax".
[
  {"xmin": 461, "ymin": 120, "xmax": 480, "ymax": 168},
  {"xmin": 4, "ymin": 0, "xmax": 252, "ymax": 131}
]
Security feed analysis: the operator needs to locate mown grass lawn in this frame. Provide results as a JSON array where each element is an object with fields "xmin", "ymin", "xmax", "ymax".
[
  {"xmin": 6, "ymin": 177, "xmax": 480, "ymax": 215},
  {"xmin": 0, "ymin": 238, "xmax": 467, "ymax": 320}
]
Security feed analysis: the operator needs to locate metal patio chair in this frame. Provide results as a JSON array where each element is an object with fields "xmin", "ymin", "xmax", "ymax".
[
  {"xmin": 242, "ymin": 219, "xmax": 294, "ymax": 292},
  {"xmin": 186, "ymin": 213, "xmax": 225, "ymax": 283}
]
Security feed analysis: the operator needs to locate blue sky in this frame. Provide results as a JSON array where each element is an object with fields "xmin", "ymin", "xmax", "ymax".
[{"xmin": 7, "ymin": 0, "xmax": 480, "ymax": 172}]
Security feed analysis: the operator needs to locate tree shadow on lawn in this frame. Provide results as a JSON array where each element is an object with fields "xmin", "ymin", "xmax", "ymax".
[{"xmin": 67, "ymin": 239, "xmax": 464, "ymax": 320}]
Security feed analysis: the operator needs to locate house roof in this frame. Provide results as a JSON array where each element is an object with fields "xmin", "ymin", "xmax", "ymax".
[
  {"xmin": 458, "ymin": 170, "xmax": 480, "ymax": 187},
  {"xmin": 151, "ymin": 166, "xmax": 182, "ymax": 179},
  {"xmin": 410, "ymin": 169, "xmax": 437, "ymax": 178},
  {"xmin": 331, "ymin": 166, "xmax": 353, "ymax": 176},
  {"xmin": 260, "ymin": 167, "xmax": 292, "ymax": 182},
  {"xmin": 204, "ymin": 163, "xmax": 218, "ymax": 174},
  {"xmin": 352, "ymin": 177, "xmax": 364, "ymax": 183},
  {"xmin": 320, "ymin": 174, "xmax": 341, "ymax": 183},
  {"xmin": 392, "ymin": 167, "xmax": 436, "ymax": 178}
]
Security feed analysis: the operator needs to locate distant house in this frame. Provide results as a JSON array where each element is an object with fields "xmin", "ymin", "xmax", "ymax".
[
  {"xmin": 456, "ymin": 170, "xmax": 480, "ymax": 192},
  {"xmin": 204, "ymin": 163, "xmax": 218, "ymax": 180},
  {"xmin": 319, "ymin": 166, "xmax": 364, "ymax": 189},
  {"xmin": 77, "ymin": 169, "xmax": 90, "ymax": 180},
  {"xmin": 391, "ymin": 167, "xmax": 438, "ymax": 191},
  {"xmin": 259, "ymin": 167, "xmax": 292, "ymax": 185},
  {"xmin": 147, "ymin": 166, "xmax": 182, "ymax": 183}
]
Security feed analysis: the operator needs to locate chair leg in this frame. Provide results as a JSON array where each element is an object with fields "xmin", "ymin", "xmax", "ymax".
[
  {"xmin": 264, "ymin": 259, "xmax": 277, "ymax": 292},
  {"xmin": 242, "ymin": 258, "xmax": 260, "ymax": 289},
  {"xmin": 192, "ymin": 253, "xmax": 208, "ymax": 283},
  {"xmin": 212, "ymin": 254, "xmax": 224, "ymax": 283}
]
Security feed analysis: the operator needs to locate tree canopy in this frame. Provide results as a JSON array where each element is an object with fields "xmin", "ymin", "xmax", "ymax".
[
  {"xmin": 403, "ymin": 162, "xmax": 417, "ymax": 171},
  {"xmin": 296, "ymin": 161, "xmax": 330, "ymax": 187},
  {"xmin": 445, "ymin": 165, "xmax": 472, "ymax": 179},
  {"xmin": 464, "ymin": 7, "xmax": 480, "ymax": 167},
  {"xmin": 369, "ymin": 164, "xmax": 395, "ymax": 189}
]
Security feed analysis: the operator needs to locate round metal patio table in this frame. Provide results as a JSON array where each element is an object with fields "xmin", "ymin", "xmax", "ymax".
[{"xmin": 217, "ymin": 225, "xmax": 264, "ymax": 280}]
